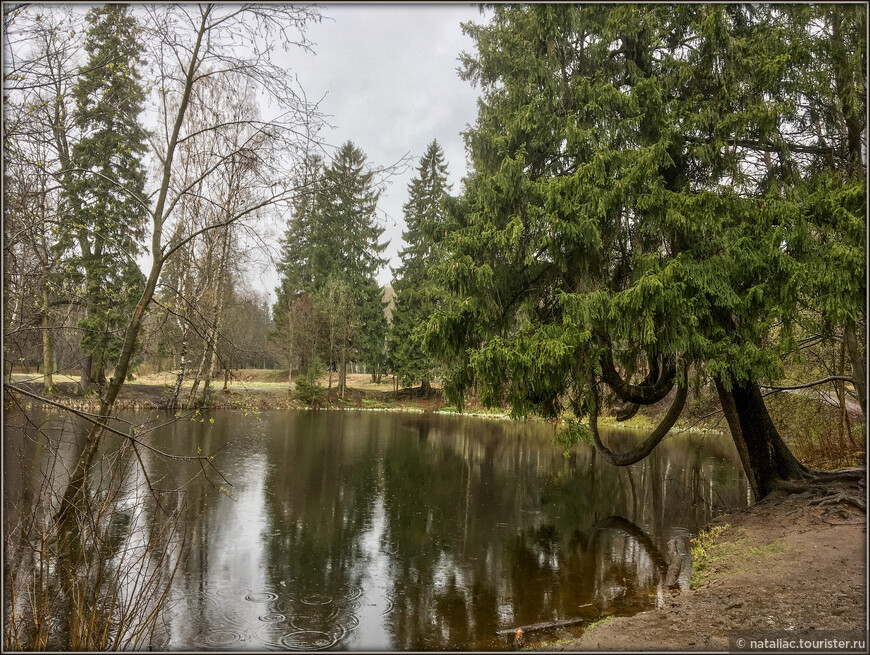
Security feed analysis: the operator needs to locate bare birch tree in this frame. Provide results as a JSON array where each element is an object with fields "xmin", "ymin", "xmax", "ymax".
[{"xmin": 4, "ymin": 4, "xmax": 325, "ymax": 648}]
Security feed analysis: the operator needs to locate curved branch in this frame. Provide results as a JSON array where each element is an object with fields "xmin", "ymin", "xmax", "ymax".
[
  {"xmin": 613, "ymin": 352, "xmax": 660, "ymax": 420},
  {"xmin": 588, "ymin": 368, "xmax": 688, "ymax": 466},
  {"xmin": 614, "ymin": 402, "xmax": 640, "ymax": 421},
  {"xmin": 598, "ymin": 341, "xmax": 676, "ymax": 405}
]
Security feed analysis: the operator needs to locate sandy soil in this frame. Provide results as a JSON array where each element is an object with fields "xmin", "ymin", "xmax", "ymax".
[{"xmin": 554, "ymin": 482, "xmax": 867, "ymax": 651}]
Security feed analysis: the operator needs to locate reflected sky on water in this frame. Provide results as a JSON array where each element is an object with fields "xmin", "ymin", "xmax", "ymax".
[{"xmin": 5, "ymin": 408, "xmax": 749, "ymax": 650}]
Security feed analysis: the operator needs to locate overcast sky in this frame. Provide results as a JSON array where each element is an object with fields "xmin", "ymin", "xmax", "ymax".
[{"xmin": 258, "ymin": 3, "xmax": 486, "ymax": 296}]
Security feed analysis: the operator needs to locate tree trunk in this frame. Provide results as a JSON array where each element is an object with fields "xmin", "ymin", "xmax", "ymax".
[
  {"xmin": 200, "ymin": 230, "xmax": 231, "ymax": 405},
  {"xmin": 91, "ymin": 340, "xmax": 107, "ymax": 385},
  {"xmin": 42, "ymin": 284, "xmax": 54, "ymax": 393},
  {"xmin": 420, "ymin": 379, "xmax": 431, "ymax": 397},
  {"xmin": 79, "ymin": 355, "xmax": 92, "ymax": 394},
  {"xmin": 843, "ymin": 322, "xmax": 866, "ymax": 422},
  {"xmin": 714, "ymin": 376, "xmax": 811, "ymax": 500},
  {"xmin": 187, "ymin": 347, "xmax": 207, "ymax": 406},
  {"xmin": 168, "ymin": 327, "xmax": 188, "ymax": 412},
  {"xmin": 339, "ymin": 344, "xmax": 347, "ymax": 400}
]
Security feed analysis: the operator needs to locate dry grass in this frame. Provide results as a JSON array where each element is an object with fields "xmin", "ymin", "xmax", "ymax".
[{"xmin": 765, "ymin": 392, "xmax": 865, "ymax": 471}]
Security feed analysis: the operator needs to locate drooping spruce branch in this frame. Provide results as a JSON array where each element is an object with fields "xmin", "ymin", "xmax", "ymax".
[
  {"xmin": 597, "ymin": 334, "xmax": 677, "ymax": 405},
  {"xmin": 587, "ymin": 367, "xmax": 688, "ymax": 467}
]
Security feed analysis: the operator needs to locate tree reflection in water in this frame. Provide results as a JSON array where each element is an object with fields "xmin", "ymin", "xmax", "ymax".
[{"xmin": 7, "ymin": 409, "xmax": 748, "ymax": 650}]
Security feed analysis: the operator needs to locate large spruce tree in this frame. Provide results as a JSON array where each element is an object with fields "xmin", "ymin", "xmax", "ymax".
[
  {"xmin": 426, "ymin": 4, "xmax": 865, "ymax": 499},
  {"xmin": 318, "ymin": 142, "xmax": 388, "ymax": 388},
  {"xmin": 60, "ymin": 4, "xmax": 148, "ymax": 390},
  {"xmin": 387, "ymin": 140, "xmax": 452, "ymax": 392},
  {"xmin": 274, "ymin": 141, "xmax": 388, "ymax": 393}
]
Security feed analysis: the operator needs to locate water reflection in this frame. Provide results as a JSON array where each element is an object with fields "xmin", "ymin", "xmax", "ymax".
[{"xmin": 5, "ymin": 409, "xmax": 748, "ymax": 650}]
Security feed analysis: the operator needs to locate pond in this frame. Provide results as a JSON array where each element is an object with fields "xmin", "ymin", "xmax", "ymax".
[{"xmin": 5, "ymin": 408, "xmax": 749, "ymax": 650}]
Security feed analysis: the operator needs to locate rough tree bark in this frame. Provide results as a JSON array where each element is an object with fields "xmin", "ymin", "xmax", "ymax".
[{"xmin": 714, "ymin": 376, "xmax": 812, "ymax": 499}]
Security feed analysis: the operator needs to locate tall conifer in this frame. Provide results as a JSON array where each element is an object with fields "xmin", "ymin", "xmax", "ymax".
[
  {"xmin": 427, "ymin": 4, "xmax": 865, "ymax": 498},
  {"xmin": 60, "ymin": 4, "xmax": 148, "ymax": 388},
  {"xmin": 273, "ymin": 141, "xmax": 389, "ymax": 389},
  {"xmin": 387, "ymin": 140, "xmax": 452, "ymax": 391}
]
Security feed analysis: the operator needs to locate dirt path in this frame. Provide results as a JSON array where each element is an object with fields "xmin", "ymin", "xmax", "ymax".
[{"xmin": 553, "ymin": 486, "xmax": 866, "ymax": 651}]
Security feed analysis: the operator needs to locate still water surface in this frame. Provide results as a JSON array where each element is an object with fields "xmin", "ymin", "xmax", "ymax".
[{"xmin": 7, "ymin": 408, "xmax": 749, "ymax": 650}]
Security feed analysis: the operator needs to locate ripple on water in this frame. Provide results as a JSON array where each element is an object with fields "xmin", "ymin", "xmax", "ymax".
[
  {"xmin": 279, "ymin": 626, "xmax": 345, "ymax": 651},
  {"xmin": 288, "ymin": 604, "xmax": 340, "ymax": 631},
  {"xmin": 213, "ymin": 586, "xmax": 251, "ymax": 600},
  {"xmin": 299, "ymin": 592, "xmax": 332, "ymax": 606},
  {"xmin": 336, "ymin": 583, "xmax": 364, "ymax": 602},
  {"xmin": 339, "ymin": 612, "xmax": 360, "ymax": 631},
  {"xmin": 381, "ymin": 595, "xmax": 394, "ymax": 616},
  {"xmin": 258, "ymin": 612, "xmax": 287, "ymax": 623},
  {"xmin": 343, "ymin": 599, "xmax": 363, "ymax": 613},
  {"xmin": 245, "ymin": 591, "xmax": 279, "ymax": 603},
  {"xmin": 203, "ymin": 628, "xmax": 251, "ymax": 649}
]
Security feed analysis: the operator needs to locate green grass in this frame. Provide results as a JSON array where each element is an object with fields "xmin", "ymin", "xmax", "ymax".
[{"xmin": 690, "ymin": 524, "xmax": 787, "ymax": 588}]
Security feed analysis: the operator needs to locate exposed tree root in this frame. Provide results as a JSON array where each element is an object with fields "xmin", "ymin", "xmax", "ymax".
[
  {"xmin": 809, "ymin": 493, "xmax": 865, "ymax": 513},
  {"xmin": 769, "ymin": 469, "xmax": 866, "ymax": 522}
]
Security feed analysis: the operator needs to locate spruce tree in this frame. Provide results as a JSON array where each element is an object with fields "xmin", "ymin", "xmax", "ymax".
[
  {"xmin": 273, "ymin": 141, "xmax": 389, "ymax": 392},
  {"xmin": 318, "ymin": 142, "xmax": 388, "ymax": 388},
  {"xmin": 387, "ymin": 140, "xmax": 452, "ymax": 392},
  {"xmin": 60, "ymin": 4, "xmax": 148, "ymax": 389},
  {"xmin": 426, "ymin": 4, "xmax": 865, "ymax": 499}
]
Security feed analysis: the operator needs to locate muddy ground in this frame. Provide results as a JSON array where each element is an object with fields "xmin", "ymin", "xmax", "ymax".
[{"xmin": 554, "ymin": 481, "xmax": 866, "ymax": 651}]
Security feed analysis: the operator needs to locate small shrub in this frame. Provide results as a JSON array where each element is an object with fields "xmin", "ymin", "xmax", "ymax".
[{"xmin": 295, "ymin": 365, "xmax": 326, "ymax": 407}]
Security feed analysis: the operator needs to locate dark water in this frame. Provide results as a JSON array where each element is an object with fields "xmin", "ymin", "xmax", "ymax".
[{"xmin": 5, "ymin": 408, "xmax": 749, "ymax": 650}]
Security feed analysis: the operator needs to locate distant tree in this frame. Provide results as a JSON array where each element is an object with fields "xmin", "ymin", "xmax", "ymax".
[
  {"xmin": 2, "ymin": 8, "xmax": 84, "ymax": 391},
  {"xmin": 275, "ymin": 154, "xmax": 325, "ymax": 298},
  {"xmin": 270, "ymin": 291, "xmax": 321, "ymax": 380},
  {"xmin": 273, "ymin": 141, "xmax": 389, "ymax": 390},
  {"xmin": 273, "ymin": 155, "xmax": 325, "ymax": 380},
  {"xmin": 317, "ymin": 275, "xmax": 356, "ymax": 396},
  {"xmin": 387, "ymin": 140, "xmax": 452, "ymax": 393},
  {"xmin": 59, "ymin": 4, "xmax": 149, "ymax": 391},
  {"xmin": 357, "ymin": 277, "xmax": 389, "ymax": 384},
  {"xmin": 318, "ymin": 142, "xmax": 388, "ymax": 387}
]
